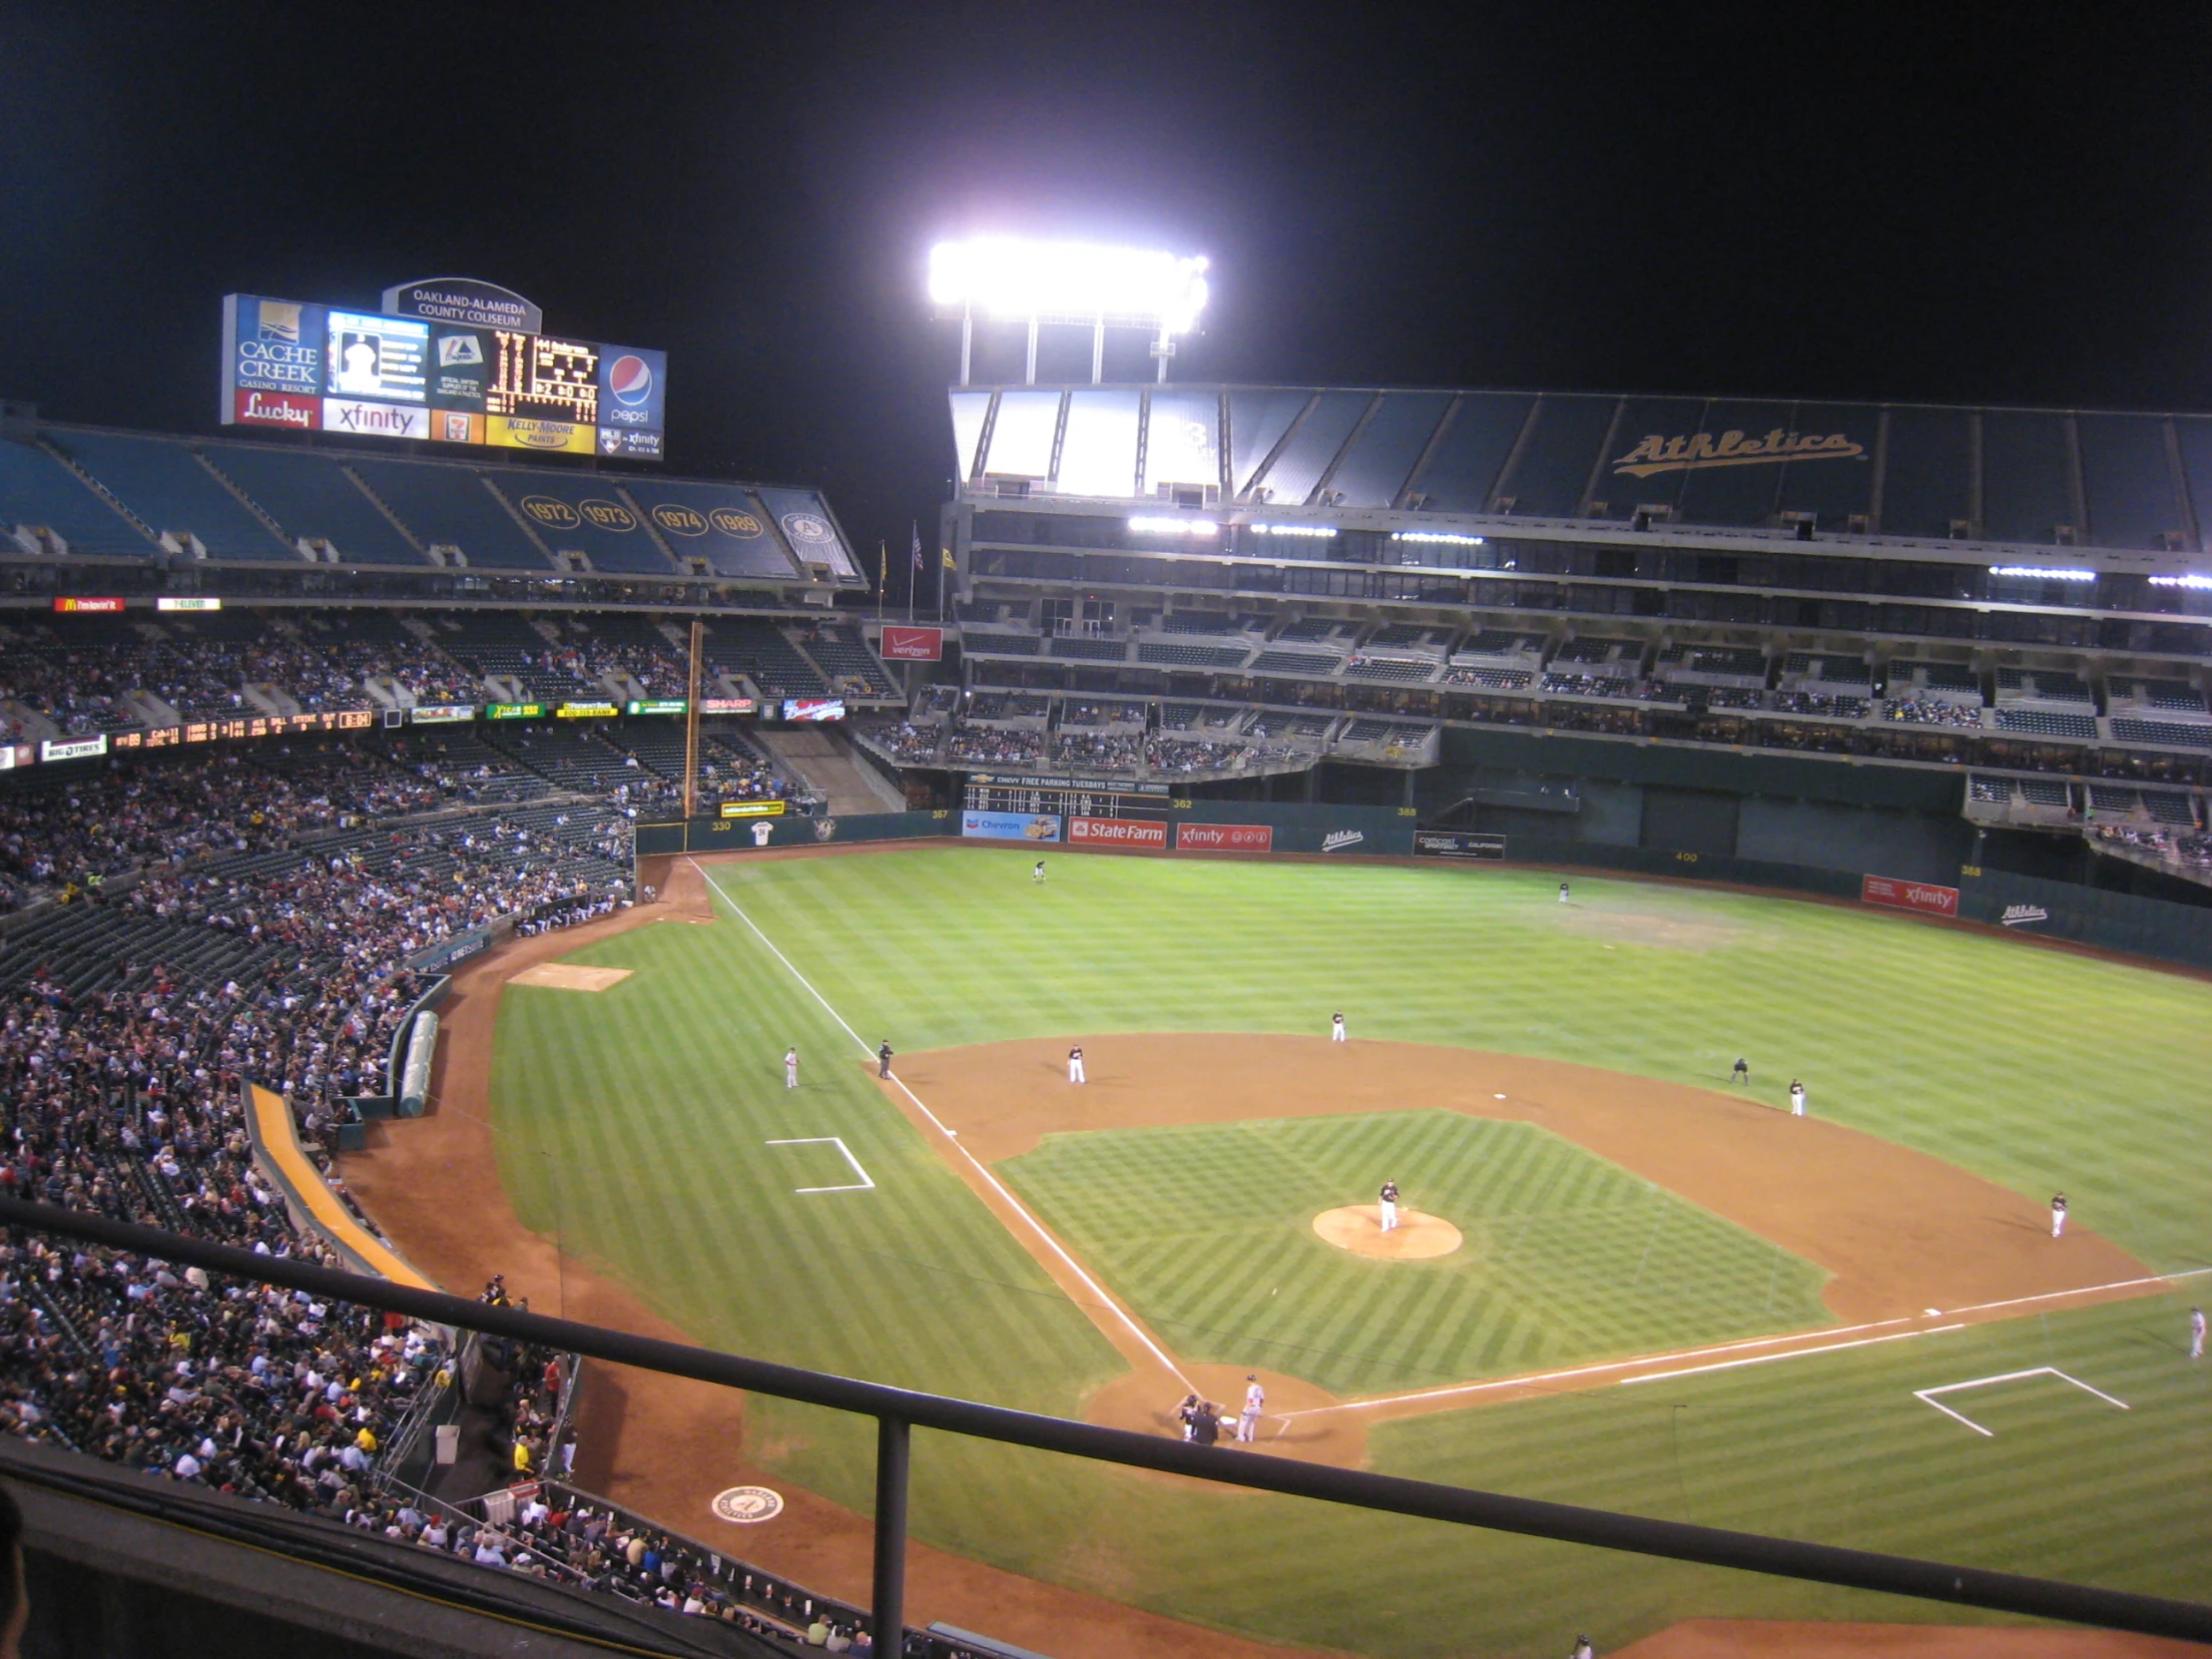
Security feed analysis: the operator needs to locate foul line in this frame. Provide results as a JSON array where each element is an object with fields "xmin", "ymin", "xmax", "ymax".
[
  {"xmin": 765, "ymin": 1136, "xmax": 875, "ymax": 1194},
  {"xmin": 1621, "ymin": 1324, "xmax": 1964, "ymax": 1384},
  {"xmin": 691, "ymin": 859, "xmax": 1196, "ymax": 1392},
  {"xmin": 1914, "ymin": 1366, "xmax": 2130, "ymax": 1438}
]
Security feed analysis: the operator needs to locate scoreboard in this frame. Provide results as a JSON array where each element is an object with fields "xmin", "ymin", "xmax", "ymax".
[
  {"xmin": 222, "ymin": 288, "xmax": 666, "ymax": 459},
  {"xmin": 962, "ymin": 775, "xmax": 1173, "ymax": 820}
]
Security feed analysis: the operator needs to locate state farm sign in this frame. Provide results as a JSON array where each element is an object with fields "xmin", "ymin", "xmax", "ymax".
[
  {"xmin": 1861, "ymin": 874, "xmax": 1959, "ymax": 917},
  {"xmin": 1175, "ymin": 823, "xmax": 1274, "ymax": 852},
  {"xmin": 1069, "ymin": 816, "xmax": 1167, "ymax": 847}
]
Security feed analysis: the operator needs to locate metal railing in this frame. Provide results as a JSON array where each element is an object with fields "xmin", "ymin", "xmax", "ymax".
[{"xmin": 3, "ymin": 1196, "xmax": 2209, "ymax": 1648}]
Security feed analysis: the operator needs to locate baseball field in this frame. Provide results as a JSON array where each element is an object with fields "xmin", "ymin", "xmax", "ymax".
[{"xmin": 356, "ymin": 843, "xmax": 2212, "ymax": 1657}]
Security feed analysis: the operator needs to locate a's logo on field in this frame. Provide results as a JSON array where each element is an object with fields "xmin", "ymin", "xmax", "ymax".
[
  {"xmin": 521, "ymin": 495, "xmax": 581, "ymax": 529},
  {"xmin": 581, "ymin": 498, "xmax": 635, "ymax": 531},
  {"xmin": 653, "ymin": 503, "xmax": 708, "ymax": 536},
  {"xmin": 782, "ymin": 512, "xmax": 833, "ymax": 544},
  {"xmin": 1322, "ymin": 829, "xmax": 1365, "ymax": 851},
  {"xmin": 710, "ymin": 1486, "xmax": 784, "ymax": 1524}
]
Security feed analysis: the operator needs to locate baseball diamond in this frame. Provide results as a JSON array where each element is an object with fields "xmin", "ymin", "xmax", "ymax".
[{"xmin": 326, "ymin": 842, "xmax": 2212, "ymax": 1659}]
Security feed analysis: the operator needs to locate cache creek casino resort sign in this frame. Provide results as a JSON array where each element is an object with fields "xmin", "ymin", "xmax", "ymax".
[{"xmin": 221, "ymin": 279, "xmax": 667, "ymax": 458}]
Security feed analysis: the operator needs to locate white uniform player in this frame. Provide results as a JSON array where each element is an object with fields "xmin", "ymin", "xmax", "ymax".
[
  {"xmin": 1559, "ymin": 881, "xmax": 1570, "ymax": 903},
  {"xmin": 785, "ymin": 1047, "xmax": 799, "ymax": 1089},
  {"xmin": 1068, "ymin": 1045, "xmax": 1085, "ymax": 1084},
  {"xmin": 1379, "ymin": 1178, "xmax": 1399, "ymax": 1233},
  {"xmin": 1789, "ymin": 1080, "xmax": 1806, "ymax": 1117},
  {"xmin": 1033, "ymin": 859, "xmax": 1046, "ymax": 884},
  {"xmin": 1238, "ymin": 1376, "xmax": 1265, "ymax": 1442},
  {"xmin": 1331, "ymin": 1012, "xmax": 1347, "ymax": 1043},
  {"xmin": 2051, "ymin": 1192, "xmax": 2067, "ymax": 1238},
  {"xmin": 2190, "ymin": 1307, "xmax": 2206, "ymax": 1360}
]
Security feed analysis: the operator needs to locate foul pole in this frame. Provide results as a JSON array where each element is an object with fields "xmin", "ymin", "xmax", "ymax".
[{"xmin": 683, "ymin": 619, "xmax": 703, "ymax": 822}]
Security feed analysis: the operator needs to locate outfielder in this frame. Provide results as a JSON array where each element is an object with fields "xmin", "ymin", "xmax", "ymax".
[
  {"xmin": 2190, "ymin": 1307, "xmax": 2206, "ymax": 1360},
  {"xmin": 1559, "ymin": 881, "xmax": 1570, "ymax": 903},
  {"xmin": 785, "ymin": 1047, "xmax": 799, "ymax": 1089},
  {"xmin": 1379, "ymin": 1178, "xmax": 1399, "ymax": 1233},
  {"xmin": 1331, "ymin": 1012, "xmax": 1347, "ymax": 1043},
  {"xmin": 1789, "ymin": 1079, "xmax": 1806, "ymax": 1117},
  {"xmin": 2050, "ymin": 1192, "xmax": 2067, "ymax": 1238},
  {"xmin": 1068, "ymin": 1045, "xmax": 1085, "ymax": 1084},
  {"xmin": 1033, "ymin": 858, "xmax": 1046, "ymax": 884},
  {"xmin": 1238, "ymin": 1375, "xmax": 1265, "ymax": 1442}
]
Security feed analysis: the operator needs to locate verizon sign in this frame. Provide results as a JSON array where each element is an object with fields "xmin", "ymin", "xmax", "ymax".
[
  {"xmin": 1069, "ymin": 816, "xmax": 1167, "ymax": 847},
  {"xmin": 1175, "ymin": 822, "xmax": 1274, "ymax": 852},
  {"xmin": 880, "ymin": 625, "xmax": 943, "ymax": 662},
  {"xmin": 1861, "ymin": 873, "xmax": 1959, "ymax": 917}
]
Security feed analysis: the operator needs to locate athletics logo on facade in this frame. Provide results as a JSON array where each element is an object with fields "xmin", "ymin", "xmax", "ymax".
[{"xmin": 1612, "ymin": 428, "xmax": 1865, "ymax": 479}]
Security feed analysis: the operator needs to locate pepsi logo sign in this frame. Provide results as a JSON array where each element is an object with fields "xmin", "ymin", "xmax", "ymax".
[{"xmin": 608, "ymin": 354, "xmax": 653, "ymax": 405}]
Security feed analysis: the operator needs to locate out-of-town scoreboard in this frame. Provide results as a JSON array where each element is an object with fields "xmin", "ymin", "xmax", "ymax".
[
  {"xmin": 221, "ymin": 276, "xmax": 666, "ymax": 458},
  {"xmin": 961, "ymin": 773, "xmax": 1173, "ymax": 820}
]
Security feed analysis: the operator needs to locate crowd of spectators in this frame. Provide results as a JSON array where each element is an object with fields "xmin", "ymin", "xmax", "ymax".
[
  {"xmin": 2095, "ymin": 823, "xmax": 2212, "ymax": 874},
  {"xmin": 1049, "ymin": 731, "xmax": 1141, "ymax": 769},
  {"xmin": 864, "ymin": 723, "xmax": 943, "ymax": 764},
  {"xmin": 944, "ymin": 727, "xmax": 1044, "ymax": 766},
  {"xmin": 1882, "ymin": 697, "xmax": 1984, "ymax": 728},
  {"xmin": 1772, "ymin": 690, "xmax": 1871, "ymax": 718},
  {"xmin": 1144, "ymin": 737, "xmax": 1244, "ymax": 773}
]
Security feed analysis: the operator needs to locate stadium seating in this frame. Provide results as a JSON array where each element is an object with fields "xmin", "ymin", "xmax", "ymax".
[
  {"xmin": 0, "ymin": 436, "xmax": 159, "ymax": 557},
  {"xmin": 210, "ymin": 446, "xmax": 426, "ymax": 565},
  {"xmin": 480, "ymin": 471, "xmax": 677, "ymax": 574},
  {"xmin": 48, "ymin": 431, "xmax": 295, "ymax": 561},
  {"xmin": 348, "ymin": 458, "xmax": 552, "ymax": 571},
  {"xmin": 705, "ymin": 620, "xmax": 830, "ymax": 697}
]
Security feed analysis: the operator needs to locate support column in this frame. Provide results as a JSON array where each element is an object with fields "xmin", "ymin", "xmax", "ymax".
[{"xmin": 872, "ymin": 1416, "xmax": 910, "ymax": 1649}]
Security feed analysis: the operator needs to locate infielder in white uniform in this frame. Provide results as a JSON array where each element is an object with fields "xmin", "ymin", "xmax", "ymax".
[
  {"xmin": 1378, "ymin": 1178, "xmax": 1399, "ymax": 1233},
  {"xmin": 1238, "ymin": 1375, "xmax": 1264, "ymax": 1442},
  {"xmin": 2190, "ymin": 1307, "xmax": 2206, "ymax": 1360},
  {"xmin": 1331, "ymin": 1012, "xmax": 1347, "ymax": 1043},
  {"xmin": 785, "ymin": 1047, "xmax": 799, "ymax": 1089},
  {"xmin": 2051, "ymin": 1192, "xmax": 2067, "ymax": 1238},
  {"xmin": 1068, "ymin": 1045, "xmax": 1085, "ymax": 1084},
  {"xmin": 1789, "ymin": 1079, "xmax": 1806, "ymax": 1117}
]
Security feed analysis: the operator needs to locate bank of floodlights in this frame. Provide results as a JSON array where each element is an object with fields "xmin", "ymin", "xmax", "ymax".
[
  {"xmin": 929, "ymin": 237, "xmax": 1211, "ymax": 385},
  {"xmin": 1988, "ymin": 565, "xmax": 2096, "ymax": 582},
  {"xmin": 2149, "ymin": 573, "xmax": 2212, "ymax": 589}
]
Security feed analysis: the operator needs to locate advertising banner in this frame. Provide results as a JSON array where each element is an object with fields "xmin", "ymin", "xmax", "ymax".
[
  {"xmin": 409, "ymin": 704, "xmax": 476, "ymax": 725},
  {"xmin": 221, "ymin": 294, "xmax": 327, "ymax": 414},
  {"xmin": 598, "ymin": 427, "xmax": 663, "ymax": 458},
  {"xmin": 426, "ymin": 326, "xmax": 491, "ymax": 412},
  {"xmin": 963, "ymin": 810, "xmax": 1062, "ymax": 841},
  {"xmin": 719, "ymin": 800, "xmax": 788, "ymax": 819},
  {"xmin": 232, "ymin": 387, "xmax": 320, "ymax": 430},
  {"xmin": 625, "ymin": 699, "xmax": 687, "ymax": 716},
  {"xmin": 431, "ymin": 409, "xmax": 484, "ymax": 445},
  {"xmin": 484, "ymin": 703, "xmax": 544, "ymax": 720},
  {"xmin": 323, "ymin": 398, "xmax": 430, "ymax": 439},
  {"xmin": 698, "ymin": 697, "xmax": 758, "ymax": 714},
  {"xmin": 156, "ymin": 596, "xmax": 222, "ymax": 612},
  {"xmin": 1175, "ymin": 823, "xmax": 1273, "ymax": 852},
  {"xmin": 41, "ymin": 735, "xmax": 109, "ymax": 763},
  {"xmin": 556, "ymin": 702, "xmax": 619, "ymax": 719},
  {"xmin": 1414, "ymin": 830, "xmax": 1507, "ymax": 859},
  {"xmin": 1861, "ymin": 873, "xmax": 1959, "ymax": 917},
  {"xmin": 487, "ymin": 415, "xmax": 596, "ymax": 454},
  {"xmin": 783, "ymin": 699, "xmax": 845, "ymax": 723},
  {"xmin": 880, "ymin": 625, "xmax": 944, "ymax": 662},
  {"xmin": 597, "ymin": 346, "xmax": 667, "ymax": 434},
  {"xmin": 1069, "ymin": 816, "xmax": 1168, "ymax": 847},
  {"xmin": 53, "ymin": 597, "xmax": 124, "ymax": 613}
]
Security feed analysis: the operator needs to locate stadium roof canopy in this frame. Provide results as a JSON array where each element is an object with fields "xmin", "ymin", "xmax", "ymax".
[{"xmin": 949, "ymin": 384, "xmax": 2212, "ymax": 572}]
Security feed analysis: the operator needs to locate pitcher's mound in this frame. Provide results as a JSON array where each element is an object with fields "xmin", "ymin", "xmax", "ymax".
[{"xmin": 1313, "ymin": 1206, "xmax": 1462, "ymax": 1260}]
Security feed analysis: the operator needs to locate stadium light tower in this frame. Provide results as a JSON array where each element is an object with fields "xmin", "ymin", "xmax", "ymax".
[{"xmin": 927, "ymin": 237, "xmax": 1210, "ymax": 385}]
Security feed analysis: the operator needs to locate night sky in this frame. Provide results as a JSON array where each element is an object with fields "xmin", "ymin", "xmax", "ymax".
[{"xmin": 4, "ymin": 2, "xmax": 2210, "ymax": 602}]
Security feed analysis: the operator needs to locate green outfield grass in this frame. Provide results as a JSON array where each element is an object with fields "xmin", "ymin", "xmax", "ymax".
[
  {"xmin": 999, "ymin": 1111, "xmax": 1833, "ymax": 1394},
  {"xmin": 485, "ymin": 846, "xmax": 2212, "ymax": 1653}
]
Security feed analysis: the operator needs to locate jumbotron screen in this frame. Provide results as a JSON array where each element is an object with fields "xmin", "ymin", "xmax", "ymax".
[{"xmin": 222, "ymin": 292, "xmax": 667, "ymax": 459}]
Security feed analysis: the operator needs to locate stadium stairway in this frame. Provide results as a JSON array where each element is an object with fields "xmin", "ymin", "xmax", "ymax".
[{"xmin": 755, "ymin": 726, "xmax": 906, "ymax": 816}]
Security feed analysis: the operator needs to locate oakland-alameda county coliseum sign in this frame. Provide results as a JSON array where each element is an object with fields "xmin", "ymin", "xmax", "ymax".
[{"xmin": 1612, "ymin": 428, "xmax": 1866, "ymax": 478}]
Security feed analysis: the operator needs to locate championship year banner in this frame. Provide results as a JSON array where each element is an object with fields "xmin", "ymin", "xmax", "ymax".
[
  {"xmin": 962, "ymin": 810, "xmax": 1061, "ymax": 842},
  {"xmin": 1861, "ymin": 873, "xmax": 1959, "ymax": 917},
  {"xmin": 1068, "ymin": 816, "xmax": 1167, "ymax": 847}
]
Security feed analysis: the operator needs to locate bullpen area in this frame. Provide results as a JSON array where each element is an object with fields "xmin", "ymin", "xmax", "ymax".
[{"xmin": 348, "ymin": 842, "xmax": 2212, "ymax": 1659}]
